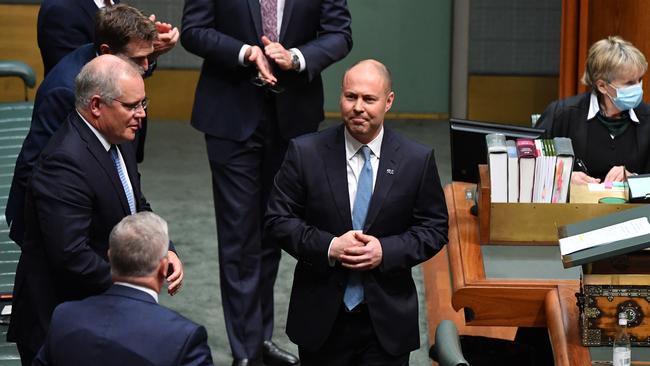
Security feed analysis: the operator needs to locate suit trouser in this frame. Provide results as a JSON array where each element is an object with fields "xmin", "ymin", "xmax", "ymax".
[
  {"xmin": 298, "ymin": 304, "xmax": 410, "ymax": 366},
  {"xmin": 205, "ymin": 110, "xmax": 287, "ymax": 359}
]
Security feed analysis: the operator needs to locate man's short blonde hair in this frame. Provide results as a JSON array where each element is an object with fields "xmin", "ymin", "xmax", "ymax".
[{"xmin": 582, "ymin": 36, "xmax": 648, "ymax": 89}]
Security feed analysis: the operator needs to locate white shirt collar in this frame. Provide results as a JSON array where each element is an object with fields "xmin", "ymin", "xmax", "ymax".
[
  {"xmin": 114, "ymin": 282, "xmax": 159, "ymax": 303},
  {"xmin": 344, "ymin": 126, "xmax": 384, "ymax": 161},
  {"xmin": 587, "ymin": 92, "xmax": 639, "ymax": 123},
  {"xmin": 77, "ymin": 110, "xmax": 111, "ymax": 151},
  {"xmin": 93, "ymin": 0, "xmax": 111, "ymax": 9}
]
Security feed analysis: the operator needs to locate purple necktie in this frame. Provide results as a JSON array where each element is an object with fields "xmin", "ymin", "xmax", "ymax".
[{"xmin": 261, "ymin": 0, "xmax": 278, "ymax": 42}]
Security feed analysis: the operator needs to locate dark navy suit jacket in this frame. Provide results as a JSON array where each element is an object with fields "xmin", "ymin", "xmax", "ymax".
[
  {"xmin": 37, "ymin": 0, "xmax": 121, "ymax": 75},
  {"xmin": 33, "ymin": 284, "xmax": 214, "ymax": 366},
  {"xmin": 5, "ymin": 44, "xmax": 96, "ymax": 247},
  {"xmin": 180, "ymin": 0, "xmax": 352, "ymax": 141},
  {"xmin": 264, "ymin": 125, "xmax": 449, "ymax": 355},
  {"xmin": 7, "ymin": 113, "xmax": 164, "ymax": 354}
]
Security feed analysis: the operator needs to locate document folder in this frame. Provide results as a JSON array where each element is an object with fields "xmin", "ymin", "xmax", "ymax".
[{"xmin": 558, "ymin": 205, "xmax": 650, "ymax": 268}]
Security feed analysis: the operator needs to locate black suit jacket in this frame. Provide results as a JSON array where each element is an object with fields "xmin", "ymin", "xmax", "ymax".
[
  {"xmin": 7, "ymin": 113, "xmax": 157, "ymax": 353},
  {"xmin": 264, "ymin": 125, "xmax": 449, "ymax": 355},
  {"xmin": 37, "ymin": 0, "xmax": 101, "ymax": 75},
  {"xmin": 33, "ymin": 285, "xmax": 214, "ymax": 366},
  {"xmin": 180, "ymin": 0, "xmax": 352, "ymax": 141},
  {"xmin": 535, "ymin": 92, "xmax": 650, "ymax": 178}
]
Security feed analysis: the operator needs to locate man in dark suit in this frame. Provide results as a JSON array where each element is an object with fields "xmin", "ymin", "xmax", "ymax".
[
  {"xmin": 37, "ymin": 0, "xmax": 179, "ymax": 76},
  {"xmin": 6, "ymin": 4, "xmax": 170, "ymax": 248},
  {"xmin": 180, "ymin": 1, "xmax": 352, "ymax": 365},
  {"xmin": 37, "ymin": 0, "xmax": 108, "ymax": 76},
  {"xmin": 7, "ymin": 55, "xmax": 184, "ymax": 366},
  {"xmin": 265, "ymin": 60, "xmax": 449, "ymax": 365},
  {"xmin": 33, "ymin": 212, "xmax": 212, "ymax": 366}
]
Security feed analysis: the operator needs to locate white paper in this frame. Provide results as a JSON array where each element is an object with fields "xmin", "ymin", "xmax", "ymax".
[
  {"xmin": 587, "ymin": 182, "xmax": 626, "ymax": 192},
  {"xmin": 559, "ymin": 217, "xmax": 650, "ymax": 256},
  {"xmin": 1, "ymin": 305, "xmax": 11, "ymax": 316}
]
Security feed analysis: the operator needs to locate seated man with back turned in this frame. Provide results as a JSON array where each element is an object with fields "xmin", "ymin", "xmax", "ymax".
[
  {"xmin": 33, "ymin": 212, "xmax": 213, "ymax": 366},
  {"xmin": 7, "ymin": 55, "xmax": 183, "ymax": 366},
  {"xmin": 265, "ymin": 59, "xmax": 449, "ymax": 365},
  {"xmin": 6, "ymin": 4, "xmax": 173, "ymax": 248}
]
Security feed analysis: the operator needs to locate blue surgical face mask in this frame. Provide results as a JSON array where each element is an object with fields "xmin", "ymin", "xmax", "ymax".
[{"xmin": 607, "ymin": 81, "xmax": 644, "ymax": 111}]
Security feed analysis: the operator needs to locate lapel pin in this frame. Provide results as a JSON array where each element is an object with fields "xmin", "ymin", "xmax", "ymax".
[{"xmin": 386, "ymin": 168, "xmax": 394, "ymax": 175}]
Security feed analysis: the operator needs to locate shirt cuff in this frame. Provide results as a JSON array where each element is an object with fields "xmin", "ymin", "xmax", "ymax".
[
  {"xmin": 238, "ymin": 44, "xmax": 251, "ymax": 66},
  {"xmin": 327, "ymin": 237, "xmax": 336, "ymax": 267},
  {"xmin": 290, "ymin": 47, "xmax": 306, "ymax": 72}
]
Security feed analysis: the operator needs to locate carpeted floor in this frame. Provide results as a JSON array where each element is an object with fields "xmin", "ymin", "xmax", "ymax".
[{"xmin": 139, "ymin": 119, "xmax": 451, "ymax": 365}]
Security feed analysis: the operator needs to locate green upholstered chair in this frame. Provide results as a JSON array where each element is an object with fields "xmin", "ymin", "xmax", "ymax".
[
  {"xmin": 429, "ymin": 320, "xmax": 469, "ymax": 366},
  {"xmin": 0, "ymin": 60, "xmax": 35, "ymax": 365}
]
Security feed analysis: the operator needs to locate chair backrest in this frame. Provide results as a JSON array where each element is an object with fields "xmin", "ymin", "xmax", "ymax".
[
  {"xmin": 0, "ymin": 61, "xmax": 34, "ymax": 363},
  {"xmin": 429, "ymin": 320, "xmax": 470, "ymax": 366}
]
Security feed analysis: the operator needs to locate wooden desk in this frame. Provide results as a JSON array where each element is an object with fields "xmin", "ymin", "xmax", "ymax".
[{"xmin": 444, "ymin": 182, "xmax": 590, "ymax": 365}]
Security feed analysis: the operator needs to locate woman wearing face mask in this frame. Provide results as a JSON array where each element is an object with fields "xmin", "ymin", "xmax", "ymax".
[{"xmin": 535, "ymin": 36, "xmax": 650, "ymax": 184}]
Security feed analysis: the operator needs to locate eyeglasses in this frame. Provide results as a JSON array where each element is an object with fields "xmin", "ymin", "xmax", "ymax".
[{"xmin": 112, "ymin": 97, "xmax": 148, "ymax": 112}]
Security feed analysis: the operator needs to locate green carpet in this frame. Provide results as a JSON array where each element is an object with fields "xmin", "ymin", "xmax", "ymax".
[{"xmin": 139, "ymin": 119, "xmax": 451, "ymax": 365}]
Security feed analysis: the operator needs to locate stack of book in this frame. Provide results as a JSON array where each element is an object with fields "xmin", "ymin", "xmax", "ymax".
[{"xmin": 486, "ymin": 133, "xmax": 574, "ymax": 203}]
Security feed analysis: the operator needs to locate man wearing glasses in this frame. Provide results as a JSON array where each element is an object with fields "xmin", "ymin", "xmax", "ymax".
[
  {"xmin": 8, "ymin": 55, "xmax": 184, "ymax": 366},
  {"xmin": 6, "ymin": 4, "xmax": 176, "ymax": 249},
  {"xmin": 180, "ymin": 0, "xmax": 352, "ymax": 365}
]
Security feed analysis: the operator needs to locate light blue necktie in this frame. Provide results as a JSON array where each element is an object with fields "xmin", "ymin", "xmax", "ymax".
[
  {"xmin": 109, "ymin": 145, "xmax": 136, "ymax": 215},
  {"xmin": 344, "ymin": 145, "xmax": 373, "ymax": 310}
]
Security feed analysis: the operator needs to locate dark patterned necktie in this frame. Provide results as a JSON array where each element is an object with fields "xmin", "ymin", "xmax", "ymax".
[{"xmin": 261, "ymin": 0, "xmax": 278, "ymax": 42}]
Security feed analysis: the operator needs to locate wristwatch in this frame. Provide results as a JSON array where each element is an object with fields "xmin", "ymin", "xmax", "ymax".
[{"xmin": 290, "ymin": 50, "xmax": 300, "ymax": 71}]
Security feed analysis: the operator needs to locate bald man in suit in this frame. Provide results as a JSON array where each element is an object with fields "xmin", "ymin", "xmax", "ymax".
[{"xmin": 265, "ymin": 60, "xmax": 448, "ymax": 365}]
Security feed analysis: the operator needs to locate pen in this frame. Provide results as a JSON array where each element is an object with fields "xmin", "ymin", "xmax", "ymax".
[{"xmin": 575, "ymin": 158, "xmax": 589, "ymax": 175}]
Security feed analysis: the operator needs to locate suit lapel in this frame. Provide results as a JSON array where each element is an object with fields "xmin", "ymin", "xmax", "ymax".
[
  {"xmin": 81, "ymin": 0, "xmax": 100, "ymax": 21},
  {"xmin": 635, "ymin": 109, "xmax": 650, "ymax": 163},
  {"xmin": 71, "ymin": 114, "xmax": 131, "ymax": 216},
  {"xmin": 247, "ymin": 0, "xmax": 263, "ymax": 40},
  {"xmin": 279, "ymin": 0, "xmax": 294, "ymax": 42},
  {"xmin": 324, "ymin": 126, "xmax": 352, "ymax": 229},
  {"xmin": 364, "ymin": 129, "xmax": 400, "ymax": 231}
]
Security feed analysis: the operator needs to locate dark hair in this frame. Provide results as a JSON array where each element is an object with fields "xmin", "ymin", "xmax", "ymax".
[{"xmin": 94, "ymin": 4, "xmax": 157, "ymax": 54}]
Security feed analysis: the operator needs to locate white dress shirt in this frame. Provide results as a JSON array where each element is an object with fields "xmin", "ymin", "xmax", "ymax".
[
  {"xmin": 327, "ymin": 127, "xmax": 384, "ymax": 263},
  {"xmin": 114, "ymin": 282, "xmax": 159, "ymax": 303}
]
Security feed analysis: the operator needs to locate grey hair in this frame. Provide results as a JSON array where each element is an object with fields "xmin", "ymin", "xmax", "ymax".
[
  {"xmin": 74, "ymin": 54, "xmax": 141, "ymax": 109},
  {"xmin": 109, "ymin": 212, "xmax": 169, "ymax": 278}
]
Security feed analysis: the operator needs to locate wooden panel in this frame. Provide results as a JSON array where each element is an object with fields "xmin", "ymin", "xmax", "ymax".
[
  {"xmin": 445, "ymin": 181, "xmax": 592, "ymax": 363},
  {"xmin": 560, "ymin": 0, "xmax": 650, "ymax": 100},
  {"xmin": 144, "ymin": 69, "xmax": 198, "ymax": 122},
  {"xmin": 468, "ymin": 75, "xmax": 558, "ymax": 126},
  {"xmin": 547, "ymin": 285, "xmax": 592, "ymax": 366},
  {"xmin": 0, "ymin": 4, "xmax": 41, "ymax": 103},
  {"xmin": 587, "ymin": 0, "xmax": 650, "ymax": 105}
]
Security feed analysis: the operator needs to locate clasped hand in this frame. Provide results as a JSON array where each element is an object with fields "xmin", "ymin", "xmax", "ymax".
[
  {"xmin": 245, "ymin": 36, "xmax": 296, "ymax": 86},
  {"xmin": 330, "ymin": 231, "xmax": 383, "ymax": 270}
]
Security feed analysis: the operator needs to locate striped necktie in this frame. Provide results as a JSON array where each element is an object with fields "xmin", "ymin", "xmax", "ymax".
[
  {"xmin": 343, "ymin": 145, "xmax": 373, "ymax": 310},
  {"xmin": 109, "ymin": 145, "xmax": 136, "ymax": 215}
]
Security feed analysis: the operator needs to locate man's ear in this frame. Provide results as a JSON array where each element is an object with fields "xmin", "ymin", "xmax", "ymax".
[
  {"xmin": 385, "ymin": 91, "xmax": 395, "ymax": 112},
  {"xmin": 99, "ymin": 44, "xmax": 112, "ymax": 55},
  {"xmin": 89, "ymin": 95, "xmax": 103, "ymax": 119},
  {"xmin": 158, "ymin": 257, "xmax": 170, "ymax": 278}
]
